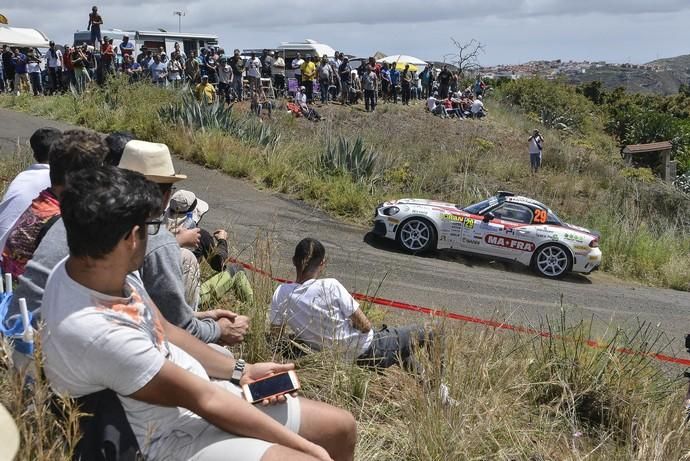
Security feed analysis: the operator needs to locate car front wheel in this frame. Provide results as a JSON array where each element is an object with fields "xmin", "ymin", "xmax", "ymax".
[
  {"xmin": 397, "ymin": 218, "xmax": 436, "ymax": 253},
  {"xmin": 532, "ymin": 244, "xmax": 572, "ymax": 279}
]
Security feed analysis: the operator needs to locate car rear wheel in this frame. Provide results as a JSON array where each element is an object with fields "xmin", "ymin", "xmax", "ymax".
[
  {"xmin": 532, "ymin": 244, "xmax": 572, "ymax": 279},
  {"xmin": 397, "ymin": 218, "xmax": 436, "ymax": 253}
]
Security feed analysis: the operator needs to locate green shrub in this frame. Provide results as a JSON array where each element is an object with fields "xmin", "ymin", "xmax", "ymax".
[{"xmin": 499, "ymin": 78, "xmax": 600, "ymax": 133}]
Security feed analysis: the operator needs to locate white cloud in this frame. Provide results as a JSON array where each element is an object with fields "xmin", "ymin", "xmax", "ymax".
[{"xmin": 2, "ymin": 1, "xmax": 689, "ymax": 64}]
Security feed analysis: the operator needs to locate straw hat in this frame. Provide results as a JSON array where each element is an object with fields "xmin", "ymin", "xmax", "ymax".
[
  {"xmin": 0, "ymin": 403, "xmax": 19, "ymax": 460},
  {"xmin": 118, "ymin": 140, "xmax": 186, "ymax": 183}
]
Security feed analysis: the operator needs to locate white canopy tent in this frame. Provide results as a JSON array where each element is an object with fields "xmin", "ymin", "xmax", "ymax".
[
  {"xmin": 0, "ymin": 26, "xmax": 50, "ymax": 48},
  {"xmin": 377, "ymin": 54, "xmax": 428, "ymax": 66}
]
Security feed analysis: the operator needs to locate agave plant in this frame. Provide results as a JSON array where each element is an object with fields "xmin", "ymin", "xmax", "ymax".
[
  {"xmin": 159, "ymin": 89, "xmax": 279, "ymax": 149},
  {"xmin": 320, "ymin": 136, "xmax": 381, "ymax": 183}
]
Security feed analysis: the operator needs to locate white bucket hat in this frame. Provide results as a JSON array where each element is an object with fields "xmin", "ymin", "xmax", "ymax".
[
  {"xmin": 0, "ymin": 403, "xmax": 19, "ymax": 461},
  {"xmin": 118, "ymin": 140, "xmax": 187, "ymax": 183},
  {"xmin": 165, "ymin": 189, "xmax": 209, "ymax": 229}
]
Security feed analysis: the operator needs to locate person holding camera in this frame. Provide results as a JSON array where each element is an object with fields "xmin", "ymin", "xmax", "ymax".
[{"xmin": 528, "ymin": 129, "xmax": 545, "ymax": 174}]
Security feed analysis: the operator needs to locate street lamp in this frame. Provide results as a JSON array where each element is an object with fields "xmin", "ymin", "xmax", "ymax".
[{"xmin": 173, "ymin": 11, "xmax": 185, "ymax": 33}]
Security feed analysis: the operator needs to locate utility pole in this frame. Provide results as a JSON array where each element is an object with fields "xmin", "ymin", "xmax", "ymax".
[{"xmin": 173, "ymin": 11, "xmax": 185, "ymax": 33}]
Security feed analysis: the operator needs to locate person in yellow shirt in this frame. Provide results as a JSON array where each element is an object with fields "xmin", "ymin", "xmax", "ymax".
[
  {"xmin": 300, "ymin": 55, "xmax": 317, "ymax": 103},
  {"xmin": 195, "ymin": 74, "xmax": 216, "ymax": 104}
]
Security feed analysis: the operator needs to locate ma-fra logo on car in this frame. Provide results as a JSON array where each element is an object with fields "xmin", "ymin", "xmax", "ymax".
[{"xmin": 484, "ymin": 234, "xmax": 536, "ymax": 252}]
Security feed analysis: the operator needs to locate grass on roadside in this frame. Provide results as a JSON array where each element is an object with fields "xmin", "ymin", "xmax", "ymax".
[
  {"xmin": 1, "ymin": 78, "xmax": 689, "ymax": 291},
  {"xmin": 2, "ymin": 238, "xmax": 690, "ymax": 460}
]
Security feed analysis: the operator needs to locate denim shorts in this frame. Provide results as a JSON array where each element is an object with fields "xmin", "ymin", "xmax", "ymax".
[{"xmin": 530, "ymin": 152, "xmax": 542, "ymax": 168}]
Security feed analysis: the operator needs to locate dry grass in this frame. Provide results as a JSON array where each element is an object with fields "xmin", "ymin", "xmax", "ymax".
[
  {"xmin": 0, "ymin": 80, "xmax": 689, "ymax": 292},
  {"xmin": 0, "ymin": 188, "xmax": 688, "ymax": 460}
]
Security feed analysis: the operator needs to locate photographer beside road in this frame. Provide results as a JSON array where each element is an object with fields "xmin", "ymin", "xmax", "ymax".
[{"xmin": 528, "ymin": 129, "xmax": 545, "ymax": 174}]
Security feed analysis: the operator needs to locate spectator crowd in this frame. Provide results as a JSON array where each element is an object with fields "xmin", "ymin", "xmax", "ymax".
[
  {"xmin": 0, "ymin": 125, "xmax": 459, "ymax": 459},
  {"xmin": 0, "ymin": 6, "xmax": 490, "ymax": 121}
]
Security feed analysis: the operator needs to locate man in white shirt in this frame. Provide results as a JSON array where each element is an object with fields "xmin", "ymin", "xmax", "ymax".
[
  {"xmin": 426, "ymin": 92, "xmax": 447, "ymax": 117},
  {"xmin": 42, "ymin": 166, "xmax": 356, "ymax": 461},
  {"xmin": 246, "ymin": 52, "xmax": 261, "ymax": 95},
  {"xmin": 270, "ymin": 238, "xmax": 431, "ymax": 372},
  {"xmin": 470, "ymin": 95, "xmax": 487, "ymax": 119},
  {"xmin": 0, "ymin": 127, "xmax": 60, "ymax": 252},
  {"xmin": 292, "ymin": 53, "xmax": 304, "ymax": 87},
  {"xmin": 271, "ymin": 52, "xmax": 286, "ymax": 96},
  {"xmin": 46, "ymin": 41, "xmax": 64, "ymax": 94},
  {"xmin": 528, "ymin": 129, "xmax": 545, "ymax": 173}
]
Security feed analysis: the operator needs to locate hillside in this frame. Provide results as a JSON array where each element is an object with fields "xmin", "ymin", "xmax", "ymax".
[{"xmin": 565, "ymin": 54, "xmax": 690, "ymax": 95}]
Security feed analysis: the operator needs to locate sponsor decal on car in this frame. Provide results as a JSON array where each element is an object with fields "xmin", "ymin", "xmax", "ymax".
[
  {"xmin": 441, "ymin": 213, "xmax": 464, "ymax": 223},
  {"xmin": 564, "ymin": 233, "xmax": 585, "ymax": 243},
  {"xmin": 484, "ymin": 234, "xmax": 536, "ymax": 252},
  {"xmin": 387, "ymin": 218, "xmax": 400, "ymax": 224},
  {"xmin": 441, "ymin": 214, "xmax": 475, "ymax": 229},
  {"xmin": 573, "ymin": 245, "xmax": 589, "ymax": 252},
  {"xmin": 462, "ymin": 237, "xmax": 480, "ymax": 246}
]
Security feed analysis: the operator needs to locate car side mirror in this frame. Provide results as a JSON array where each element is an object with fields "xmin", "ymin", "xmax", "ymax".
[{"xmin": 482, "ymin": 212, "xmax": 495, "ymax": 223}]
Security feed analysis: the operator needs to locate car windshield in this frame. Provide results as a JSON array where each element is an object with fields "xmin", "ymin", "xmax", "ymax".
[{"xmin": 462, "ymin": 198, "xmax": 496, "ymax": 214}]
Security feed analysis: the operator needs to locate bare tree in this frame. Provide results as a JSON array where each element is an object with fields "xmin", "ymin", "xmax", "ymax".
[{"xmin": 444, "ymin": 38, "xmax": 485, "ymax": 77}]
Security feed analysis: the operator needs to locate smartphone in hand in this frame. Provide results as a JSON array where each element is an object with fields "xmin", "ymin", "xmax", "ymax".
[{"xmin": 242, "ymin": 370, "xmax": 301, "ymax": 404}]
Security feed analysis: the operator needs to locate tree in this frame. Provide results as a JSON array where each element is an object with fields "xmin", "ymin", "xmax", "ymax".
[{"xmin": 445, "ymin": 38, "xmax": 484, "ymax": 77}]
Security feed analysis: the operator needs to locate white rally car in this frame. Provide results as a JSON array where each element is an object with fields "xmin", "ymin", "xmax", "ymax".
[{"xmin": 372, "ymin": 192, "xmax": 602, "ymax": 279}]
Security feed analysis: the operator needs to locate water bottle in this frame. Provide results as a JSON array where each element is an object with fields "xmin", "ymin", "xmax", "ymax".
[
  {"xmin": 182, "ymin": 211, "xmax": 196, "ymax": 229},
  {"xmin": 11, "ymin": 298, "xmax": 36, "ymax": 384}
]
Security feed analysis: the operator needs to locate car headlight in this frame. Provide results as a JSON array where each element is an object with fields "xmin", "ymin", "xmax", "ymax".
[{"xmin": 382, "ymin": 206, "xmax": 400, "ymax": 216}]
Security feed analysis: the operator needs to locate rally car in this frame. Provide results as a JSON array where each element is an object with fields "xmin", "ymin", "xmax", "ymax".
[{"xmin": 372, "ymin": 192, "xmax": 601, "ymax": 279}]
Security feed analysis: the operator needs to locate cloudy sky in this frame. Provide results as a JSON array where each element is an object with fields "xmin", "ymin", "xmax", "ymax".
[{"xmin": 3, "ymin": 0, "xmax": 690, "ymax": 65}]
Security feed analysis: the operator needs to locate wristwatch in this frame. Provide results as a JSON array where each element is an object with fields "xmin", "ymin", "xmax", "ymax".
[{"xmin": 230, "ymin": 359, "xmax": 246, "ymax": 385}]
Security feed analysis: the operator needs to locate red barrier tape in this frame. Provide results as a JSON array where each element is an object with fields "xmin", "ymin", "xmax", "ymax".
[{"xmin": 229, "ymin": 258, "xmax": 690, "ymax": 368}]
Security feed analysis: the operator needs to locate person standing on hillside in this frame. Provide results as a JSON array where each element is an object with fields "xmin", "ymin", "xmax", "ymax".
[
  {"xmin": 292, "ymin": 52, "xmax": 304, "ymax": 87},
  {"xmin": 389, "ymin": 64, "xmax": 400, "ymax": 103},
  {"xmin": 362, "ymin": 68, "xmax": 377, "ymax": 112},
  {"xmin": 87, "ymin": 6, "xmax": 103, "ymax": 46},
  {"xmin": 317, "ymin": 55, "xmax": 332, "ymax": 104},
  {"xmin": 301, "ymin": 55, "xmax": 317, "ymax": 103},
  {"xmin": 437, "ymin": 65, "xmax": 452, "ymax": 99},
  {"xmin": 401, "ymin": 64, "xmax": 412, "ymax": 105},
  {"xmin": 528, "ymin": 129, "xmax": 545, "ymax": 174},
  {"xmin": 272, "ymin": 52, "xmax": 286, "ymax": 97}
]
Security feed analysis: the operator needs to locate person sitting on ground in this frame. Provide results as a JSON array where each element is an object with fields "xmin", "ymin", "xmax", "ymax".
[
  {"xmin": 442, "ymin": 95, "xmax": 462, "ymax": 118},
  {"xmin": 10, "ymin": 140, "xmax": 249, "ymax": 348},
  {"xmin": 1, "ymin": 130, "xmax": 107, "ymax": 279},
  {"xmin": 294, "ymin": 86, "xmax": 321, "ymax": 121},
  {"xmin": 250, "ymin": 89, "xmax": 274, "ymax": 118},
  {"xmin": 165, "ymin": 189, "xmax": 253, "ymax": 307},
  {"xmin": 426, "ymin": 92, "xmax": 447, "ymax": 118},
  {"xmin": 195, "ymin": 74, "xmax": 216, "ymax": 104},
  {"xmin": 470, "ymin": 95, "xmax": 487, "ymax": 119},
  {"xmin": 41, "ymin": 166, "xmax": 357, "ymax": 461},
  {"xmin": 270, "ymin": 238, "xmax": 433, "ymax": 373},
  {"xmin": 0, "ymin": 128, "xmax": 61, "ymax": 251}
]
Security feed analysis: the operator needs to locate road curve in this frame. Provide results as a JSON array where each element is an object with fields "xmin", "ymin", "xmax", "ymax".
[{"xmin": 1, "ymin": 108, "xmax": 688, "ymax": 352}]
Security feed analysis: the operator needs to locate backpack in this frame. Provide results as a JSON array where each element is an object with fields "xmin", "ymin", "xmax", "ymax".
[{"xmin": 67, "ymin": 390, "xmax": 142, "ymax": 461}]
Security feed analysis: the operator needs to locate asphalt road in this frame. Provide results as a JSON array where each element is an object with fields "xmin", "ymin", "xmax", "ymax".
[{"xmin": 1, "ymin": 108, "xmax": 689, "ymax": 353}]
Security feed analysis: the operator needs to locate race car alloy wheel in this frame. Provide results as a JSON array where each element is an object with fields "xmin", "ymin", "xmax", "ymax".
[
  {"xmin": 397, "ymin": 218, "xmax": 435, "ymax": 253},
  {"xmin": 533, "ymin": 244, "xmax": 572, "ymax": 279}
]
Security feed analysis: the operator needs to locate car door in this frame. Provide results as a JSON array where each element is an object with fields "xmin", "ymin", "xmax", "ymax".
[
  {"xmin": 477, "ymin": 202, "xmax": 535, "ymax": 258},
  {"xmin": 459, "ymin": 213, "xmax": 505, "ymax": 256}
]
